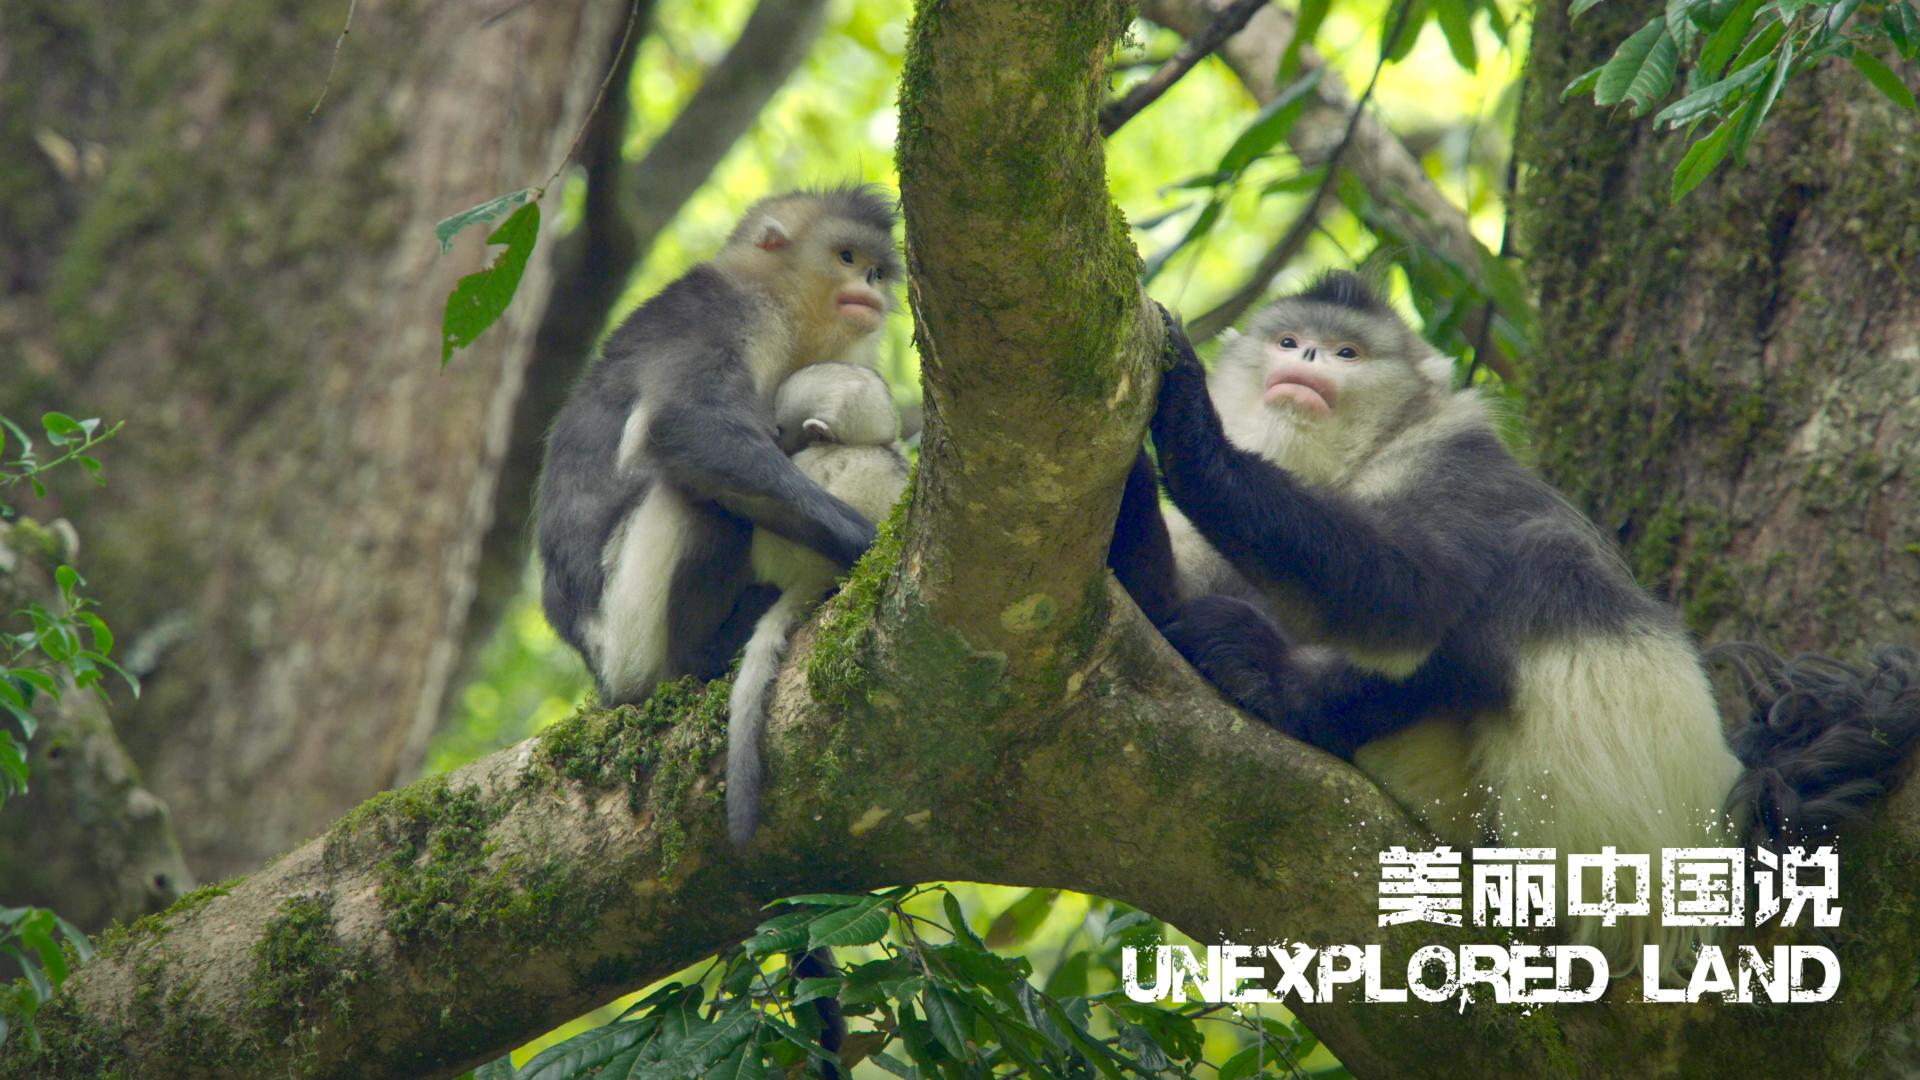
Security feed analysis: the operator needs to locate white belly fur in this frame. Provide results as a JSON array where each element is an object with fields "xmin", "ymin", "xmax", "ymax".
[
  {"xmin": 1358, "ymin": 628, "xmax": 1745, "ymax": 976},
  {"xmin": 590, "ymin": 486, "xmax": 693, "ymax": 700}
]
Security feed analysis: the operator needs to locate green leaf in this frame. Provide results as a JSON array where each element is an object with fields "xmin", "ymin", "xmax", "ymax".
[
  {"xmin": 743, "ymin": 909, "xmax": 816, "ymax": 958},
  {"xmin": 440, "ymin": 202, "xmax": 540, "ymax": 367},
  {"xmin": 1850, "ymin": 50, "xmax": 1920, "ymax": 111},
  {"xmin": 1595, "ymin": 21, "xmax": 1676, "ymax": 112},
  {"xmin": 1280, "ymin": 0, "xmax": 1331, "ymax": 79},
  {"xmin": 1653, "ymin": 58, "xmax": 1769, "ymax": 126},
  {"xmin": 1728, "ymin": 19, "xmax": 1789, "ymax": 74},
  {"xmin": 1562, "ymin": 63, "xmax": 1606, "ymax": 101},
  {"xmin": 869, "ymin": 1051, "xmax": 918, "ymax": 1079},
  {"xmin": 920, "ymin": 985, "xmax": 971, "ymax": 1061},
  {"xmin": 1700, "ymin": 0, "xmax": 1766, "ymax": 77},
  {"xmin": 1, "ymin": 416, "xmax": 32, "ymax": 460},
  {"xmin": 1665, "ymin": 0, "xmax": 1704, "ymax": 53},
  {"xmin": 517, "ymin": 1017, "xmax": 656, "ymax": 1080},
  {"xmin": 434, "ymin": 188, "xmax": 535, "ymax": 255},
  {"xmin": 1671, "ymin": 113, "xmax": 1737, "ymax": 201},
  {"xmin": 1382, "ymin": 0, "xmax": 1430, "ymax": 62},
  {"xmin": 806, "ymin": 898, "xmax": 890, "ymax": 949},
  {"xmin": 1887, "ymin": 1, "xmax": 1920, "ymax": 58},
  {"xmin": 983, "ymin": 888, "xmax": 1057, "ymax": 949},
  {"xmin": 790, "ymin": 976, "xmax": 841, "ymax": 1008},
  {"xmin": 1826, "ymin": 0, "xmax": 1866, "ymax": 32},
  {"xmin": 473, "ymin": 1056, "xmax": 515, "ymax": 1080},
  {"xmin": 1436, "ymin": 0, "xmax": 1479, "ymax": 69},
  {"xmin": 1569, "ymin": 0, "xmax": 1609, "ymax": 18},
  {"xmin": 705, "ymin": 1038, "xmax": 765, "ymax": 1080},
  {"xmin": 1042, "ymin": 951, "xmax": 1091, "ymax": 998},
  {"xmin": 40, "ymin": 412, "xmax": 83, "ymax": 447},
  {"xmin": 941, "ymin": 890, "xmax": 985, "ymax": 950},
  {"xmin": 770, "ymin": 893, "xmax": 874, "ymax": 908},
  {"xmin": 1216, "ymin": 70, "xmax": 1327, "ymax": 174},
  {"xmin": 1734, "ymin": 44, "xmax": 1792, "ymax": 159},
  {"xmin": 1220, "ymin": 1045, "xmax": 1263, "ymax": 1080},
  {"xmin": 54, "ymin": 565, "xmax": 80, "ymax": 596}
]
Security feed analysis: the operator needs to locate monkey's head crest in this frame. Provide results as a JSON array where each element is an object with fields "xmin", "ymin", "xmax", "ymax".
[{"xmin": 1295, "ymin": 271, "xmax": 1389, "ymax": 314}]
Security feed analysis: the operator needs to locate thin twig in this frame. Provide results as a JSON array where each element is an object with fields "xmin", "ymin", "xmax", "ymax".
[
  {"xmin": 1100, "ymin": 0, "xmax": 1267, "ymax": 136},
  {"xmin": 1188, "ymin": 0, "xmax": 1415, "ymax": 340},
  {"xmin": 541, "ymin": 0, "xmax": 645, "ymax": 195},
  {"xmin": 307, "ymin": 0, "xmax": 359, "ymax": 121}
]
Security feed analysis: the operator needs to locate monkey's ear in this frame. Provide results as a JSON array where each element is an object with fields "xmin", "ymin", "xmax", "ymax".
[
  {"xmin": 803, "ymin": 418, "xmax": 834, "ymax": 442},
  {"xmin": 753, "ymin": 218, "xmax": 792, "ymax": 251}
]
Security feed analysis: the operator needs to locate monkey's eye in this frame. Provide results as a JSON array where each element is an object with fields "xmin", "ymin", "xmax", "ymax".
[
  {"xmin": 1335, "ymin": 346, "xmax": 1359, "ymax": 359},
  {"xmin": 1278, "ymin": 336, "xmax": 1298, "ymax": 349},
  {"xmin": 839, "ymin": 249, "xmax": 855, "ymax": 265}
]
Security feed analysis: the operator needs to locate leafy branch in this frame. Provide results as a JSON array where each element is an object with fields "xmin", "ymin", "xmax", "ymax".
[
  {"xmin": 475, "ymin": 886, "xmax": 1346, "ymax": 1079},
  {"xmin": 1566, "ymin": 0, "xmax": 1920, "ymax": 200},
  {"xmin": 0, "ymin": 411, "xmax": 133, "ymax": 1051}
]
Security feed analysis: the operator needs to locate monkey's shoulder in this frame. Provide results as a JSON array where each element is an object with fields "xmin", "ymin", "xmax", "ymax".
[{"xmin": 595, "ymin": 266, "xmax": 765, "ymax": 386}]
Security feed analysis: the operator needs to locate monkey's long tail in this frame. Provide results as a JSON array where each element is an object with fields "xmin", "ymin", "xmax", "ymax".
[
  {"xmin": 1713, "ymin": 644, "xmax": 1920, "ymax": 847},
  {"xmin": 727, "ymin": 592, "xmax": 807, "ymax": 846}
]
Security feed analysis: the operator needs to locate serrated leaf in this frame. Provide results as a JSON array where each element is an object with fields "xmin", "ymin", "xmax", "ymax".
[
  {"xmin": 1653, "ymin": 58, "xmax": 1769, "ymax": 126},
  {"xmin": 441, "ymin": 202, "xmax": 540, "ymax": 367},
  {"xmin": 517, "ymin": 1018, "xmax": 656, "ymax": 1080},
  {"xmin": 806, "ymin": 898, "xmax": 890, "ymax": 949},
  {"xmin": 1850, "ymin": 50, "xmax": 1920, "ymax": 110},
  {"xmin": 1595, "ymin": 21, "xmax": 1672, "ymax": 108},
  {"xmin": 1672, "ymin": 114, "xmax": 1737, "ymax": 201},
  {"xmin": 434, "ymin": 188, "xmax": 535, "ymax": 255}
]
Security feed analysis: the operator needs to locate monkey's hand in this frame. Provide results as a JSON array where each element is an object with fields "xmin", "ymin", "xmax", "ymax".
[
  {"xmin": 1146, "ymin": 306, "xmax": 1230, "ymax": 494},
  {"xmin": 1161, "ymin": 595, "xmax": 1293, "ymax": 726}
]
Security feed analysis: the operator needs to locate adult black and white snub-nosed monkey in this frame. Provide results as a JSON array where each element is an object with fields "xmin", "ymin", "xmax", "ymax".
[{"xmin": 1108, "ymin": 272, "xmax": 1920, "ymax": 975}]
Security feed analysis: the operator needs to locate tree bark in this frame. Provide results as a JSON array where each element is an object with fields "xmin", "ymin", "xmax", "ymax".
[
  {"xmin": 1514, "ymin": 1, "xmax": 1920, "ymax": 654},
  {"xmin": 0, "ymin": 0, "xmax": 631, "ymax": 881},
  {"xmin": 9, "ymin": 2, "xmax": 1918, "ymax": 1077}
]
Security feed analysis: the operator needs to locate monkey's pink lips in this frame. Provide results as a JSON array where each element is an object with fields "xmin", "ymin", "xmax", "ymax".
[
  {"xmin": 1264, "ymin": 370, "xmax": 1337, "ymax": 417},
  {"xmin": 836, "ymin": 290, "xmax": 885, "ymax": 327}
]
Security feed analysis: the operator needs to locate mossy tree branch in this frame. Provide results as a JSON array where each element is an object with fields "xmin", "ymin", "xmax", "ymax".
[{"xmin": 8, "ymin": 1, "xmax": 1920, "ymax": 1077}]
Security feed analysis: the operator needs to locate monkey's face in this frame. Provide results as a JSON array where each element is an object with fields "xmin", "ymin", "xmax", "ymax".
[{"xmin": 1211, "ymin": 297, "xmax": 1449, "ymax": 475}]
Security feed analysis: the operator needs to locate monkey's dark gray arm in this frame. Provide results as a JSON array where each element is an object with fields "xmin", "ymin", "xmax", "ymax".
[
  {"xmin": 648, "ymin": 401, "xmax": 877, "ymax": 567},
  {"xmin": 1148, "ymin": 322, "xmax": 1500, "ymax": 649}
]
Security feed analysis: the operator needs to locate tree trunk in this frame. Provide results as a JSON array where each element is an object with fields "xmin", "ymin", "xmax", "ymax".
[
  {"xmin": 1514, "ymin": 1, "xmax": 1920, "ymax": 654},
  {"xmin": 0, "ymin": 0, "xmax": 632, "ymax": 885}
]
